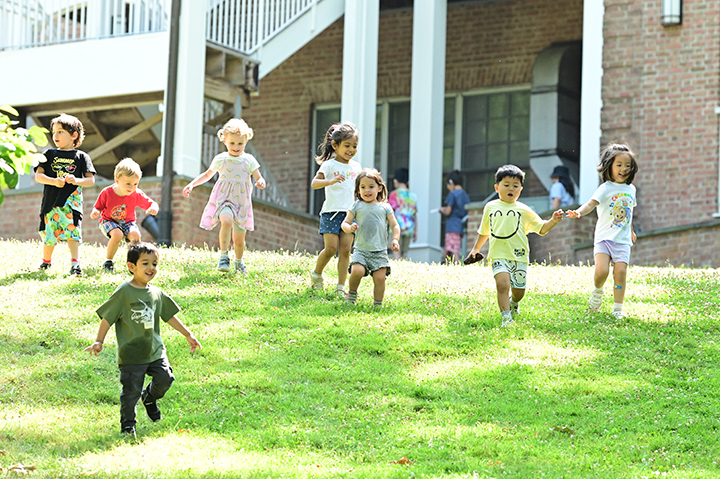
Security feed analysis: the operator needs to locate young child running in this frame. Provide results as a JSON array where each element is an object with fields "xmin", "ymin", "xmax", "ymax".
[
  {"xmin": 183, "ymin": 118, "xmax": 266, "ymax": 274},
  {"xmin": 567, "ymin": 143, "xmax": 638, "ymax": 319},
  {"xmin": 310, "ymin": 122, "xmax": 362, "ymax": 294},
  {"xmin": 341, "ymin": 168, "xmax": 401, "ymax": 307},
  {"xmin": 35, "ymin": 113, "xmax": 96, "ymax": 276},
  {"xmin": 467, "ymin": 165, "xmax": 564, "ymax": 327},
  {"xmin": 388, "ymin": 167, "xmax": 417, "ymax": 259},
  {"xmin": 85, "ymin": 242, "xmax": 201, "ymax": 436},
  {"xmin": 91, "ymin": 158, "xmax": 159, "ymax": 273}
]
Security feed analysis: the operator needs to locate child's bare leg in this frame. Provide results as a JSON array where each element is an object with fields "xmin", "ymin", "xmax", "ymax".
[
  {"xmin": 337, "ymin": 231, "xmax": 353, "ymax": 285},
  {"xmin": 511, "ymin": 287, "xmax": 525, "ymax": 303},
  {"xmin": 494, "ymin": 272, "xmax": 511, "ymax": 311},
  {"xmin": 68, "ymin": 239, "xmax": 80, "ymax": 260},
  {"xmin": 612, "ymin": 262, "xmax": 628, "ymax": 303},
  {"xmin": 233, "ymin": 231, "xmax": 247, "ymax": 261},
  {"xmin": 106, "ymin": 229, "xmax": 124, "ymax": 260},
  {"xmin": 348, "ymin": 264, "xmax": 364, "ymax": 292},
  {"xmin": 218, "ymin": 214, "xmax": 233, "ymax": 251},
  {"xmin": 372, "ymin": 268, "xmax": 387, "ymax": 302},
  {"xmin": 43, "ymin": 244, "xmax": 55, "ymax": 262},
  {"xmin": 314, "ymin": 234, "xmax": 339, "ymax": 274},
  {"xmin": 127, "ymin": 226, "xmax": 141, "ymax": 244},
  {"xmin": 593, "ymin": 253, "xmax": 611, "ymax": 288}
]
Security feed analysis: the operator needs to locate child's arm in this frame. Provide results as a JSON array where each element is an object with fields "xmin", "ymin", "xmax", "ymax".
[
  {"xmin": 439, "ymin": 205, "xmax": 451, "ymax": 216},
  {"xmin": 167, "ymin": 316, "xmax": 202, "ymax": 353},
  {"xmin": 631, "ymin": 226, "xmax": 637, "ymax": 244},
  {"xmin": 252, "ymin": 169, "xmax": 266, "ymax": 190},
  {"xmin": 182, "ymin": 168, "xmax": 216, "ymax": 197},
  {"xmin": 65, "ymin": 171, "xmax": 95, "ymax": 187},
  {"xmin": 387, "ymin": 212, "xmax": 401, "ymax": 252},
  {"xmin": 90, "ymin": 207, "xmax": 102, "ymax": 219},
  {"xmin": 311, "ymin": 170, "xmax": 345, "ymax": 189},
  {"xmin": 35, "ymin": 167, "xmax": 65, "ymax": 188},
  {"xmin": 341, "ymin": 211, "xmax": 358, "ymax": 234},
  {"xmin": 566, "ymin": 199, "xmax": 599, "ymax": 219},
  {"xmin": 84, "ymin": 319, "xmax": 112, "ymax": 356},
  {"xmin": 539, "ymin": 209, "xmax": 564, "ymax": 235},
  {"xmin": 468, "ymin": 233, "xmax": 489, "ymax": 257},
  {"xmin": 146, "ymin": 200, "xmax": 159, "ymax": 216}
]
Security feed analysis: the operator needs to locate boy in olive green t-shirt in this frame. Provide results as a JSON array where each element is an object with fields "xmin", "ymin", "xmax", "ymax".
[
  {"xmin": 467, "ymin": 165, "xmax": 564, "ymax": 327},
  {"xmin": 85, "ymin": 242, "xmax": 201, "ymax": 436}
]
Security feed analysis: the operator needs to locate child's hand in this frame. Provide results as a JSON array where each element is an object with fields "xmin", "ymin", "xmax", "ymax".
[
  {"xmin": 186, "ymin": 335, "xmax": 202, "ymax": 353},
  {"xmin": 54, "ymin": 177, "xmax": 66, "ymax": 188},
  {"xmin": 566, "ymin": 209, "xmax": 581, "ymax": 219},
  {"xmin": 391, "ymin": 239, "xmax": 400, "ymax": 252},
  {"xmin": 64, "ymin": 174, "xmax": 78, "ymax": 185},
  {"xmin": 348, "ymin": 223, "xmax": 359, "ymax": 233},
  {"xmin": 182, "ymin": 184, "xmax": 193, "ymax": 197},
  {"xmin": 552, "ymin": 209, "xmax": 564, "ymax": 222},
  {"xmin": 632, "ymin": 230, "xmax": 637, "ymax": 244},
  {"xmin": 90, "ymin": 208, "xmax": 101, "ymax": 219},
  {"xmin": 332, "ymin": 172, "xmax": 346, "ymax": 184},
  {"xmin": 255, "ymin": 177, "xmax": 266, "ymax": 189},
  {"xmin": 146, "ymin": 205, "xmax": 159, "ymax": 215},
  {"xmin": 84, "ymin": 341, "xmax": 103, "ymax": 356}
]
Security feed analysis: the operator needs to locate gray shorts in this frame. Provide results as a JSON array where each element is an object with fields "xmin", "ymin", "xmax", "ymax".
[
  {"xmin": 349, "ymin": 248, "xmax": 391, "ymax": 277},
  {"xmin": 219, "ymin": 206, "xmax": 247, "ymax": 234},
  {"xmin": 491, "ymin": 259, "xmax": 527, "ymax": 289},
  {"xmin": 594, "ymin": 240, "xmax": 631, "ymax": 264}
]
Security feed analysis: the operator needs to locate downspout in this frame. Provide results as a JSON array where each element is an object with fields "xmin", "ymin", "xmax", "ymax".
[{"xmin": 158, "ymin": 0, "xmax": 181, "ymax": 246}]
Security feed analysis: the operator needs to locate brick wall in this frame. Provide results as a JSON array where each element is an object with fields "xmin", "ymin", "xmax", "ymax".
[
  {"xmin": 0, "ymin": 177, "xmax": 324, "ymax": 255},
  {"xmin": 242, "ymin": 0, "xmax": 585, "ymax": 214}
]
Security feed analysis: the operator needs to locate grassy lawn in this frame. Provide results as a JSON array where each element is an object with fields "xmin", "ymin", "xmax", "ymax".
[{"xmin": 1, "ymin": 238, "xmax": 719, "ymax": 478}]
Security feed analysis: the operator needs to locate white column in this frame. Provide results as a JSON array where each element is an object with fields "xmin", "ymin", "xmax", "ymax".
[
  {"xmin": 341, "ymin": 0, "xmax": 379, "ymax": 167},
  {"xmin": 159, "ymin": 0, "xmax": 207, "ymax": 178},
  {"xmin": 579, "ymin": 0, "xmax": 604, "ymax": 203},
  {"xmin": 407, "ymin": 0, "xmax": 446, "ymax": 264}
]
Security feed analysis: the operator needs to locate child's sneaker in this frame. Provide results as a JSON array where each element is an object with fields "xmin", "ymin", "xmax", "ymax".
[
  {"xmin": 310, "ymin": 271, "xmax": 324, "ymax": 290},
  {"xmin": 141, "ymin": 389, "xmax": 162, "ymax": 422},
  {"xmin": 346, "ymin": 290, "xmax": 358, "ymax": 304},
  {"xmin": 612, "ymin": 308, "xmax": 624, "ymax": 319},
  {"xmin": 235, "ymin": 261, "xmax": 247, "ymax": 275},
  {"xmin": 217, "ymin": 256, "xmax": 231, "ymax": 272},
  {"xmin": 103, "ymin": 260, "xmax": 114, "ymax": 273},
  {"xmin": 501, "ymin": 311, "xmax": 513, "ymax": 327},
  {"xmin": 121, "ymin": 426, "xmax": 136, "ymax": 436},
  {"xmin": 510, "ymin": 300, "xmax": 519, "ymax": 317},
  {"xmin": 69, "ymin": 264, "xmax": 82, "ymax": 277},
  {"xmin": 39, "ymin": 262, "xmax": 51, "ymax": 271},
  {"xmin": 335, "ymin": 284, "xmax": 346, "ymax": 295},
  {"xmin": 589, "ymin": 290, "xmax": 603, "ymax": 312}
]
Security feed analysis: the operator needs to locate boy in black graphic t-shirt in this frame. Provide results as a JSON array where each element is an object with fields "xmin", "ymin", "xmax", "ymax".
[{"xmin": 34, "ymin": 114, "xmax": 95, "ymax": 276}]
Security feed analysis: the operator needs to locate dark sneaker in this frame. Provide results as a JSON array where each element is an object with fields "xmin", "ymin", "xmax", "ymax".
[
  {"xmin": 103, "ymin": 260, "xmax": 114, "ymax": 273},
  {"xmin": 235, "ymin": 261, "xmax": 247, "ymax": 275},
  {"xmin": 121, "ymin": 426, "xmax": 136, "ymax": 436},
  {"xmin": 141, "ymin": 389, "xmax": 161, "ymax": 422},
  {"xmin": 39, "ymin": 262, "xmax": 51, "ymax": 271},
  {"xmin": 217, "ymin": 256, "xmax": 231, "ymax": 272},
  {"xmin": 69, "ymin": 265, "xmax": 82, "ymax": 277}
]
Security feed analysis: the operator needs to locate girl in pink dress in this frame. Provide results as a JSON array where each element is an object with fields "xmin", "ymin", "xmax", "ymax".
[{"xmin": 183, "ymin": 119, "xmax": 266, "ymax": 274}]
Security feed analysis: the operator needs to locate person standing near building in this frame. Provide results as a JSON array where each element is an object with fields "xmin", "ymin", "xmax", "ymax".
[{"xmin": 440, "ymin": 170, "xmax": 471, "ymax": 263}]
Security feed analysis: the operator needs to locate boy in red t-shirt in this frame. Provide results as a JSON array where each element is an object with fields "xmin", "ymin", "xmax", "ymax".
[{"xmin": 91, "ymin": 158, "xmax": 159, "ymax": 272}]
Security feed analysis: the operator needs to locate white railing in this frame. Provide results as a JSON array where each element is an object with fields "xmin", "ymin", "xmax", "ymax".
[
  {"xmin": 0, "ymin": 0, "xmax": 169, "ymax": 50},
  {"xmin": 206, "ymin": 0, "xmax": 319, "ymax": 55}
]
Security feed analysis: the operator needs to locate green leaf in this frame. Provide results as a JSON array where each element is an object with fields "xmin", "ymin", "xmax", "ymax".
[
  {"xmin": 0, "ymin": 166, "xmax": 18, "ymax": 189},
  {"xmin": 28, "ymin": 125, "xmax": 49, "ymax": 147},
  {"xmin": 0, "ymin": 105, "xmax": 19, "ymax": 116},
  {"xmin": 0, "ymin": 186, "xmax": 4, "ymax": 208}
]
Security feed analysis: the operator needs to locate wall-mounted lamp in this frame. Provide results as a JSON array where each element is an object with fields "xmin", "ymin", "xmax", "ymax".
[{"xmin": 662, "ymin": 0, "xmax": 682, "ymax": 26}]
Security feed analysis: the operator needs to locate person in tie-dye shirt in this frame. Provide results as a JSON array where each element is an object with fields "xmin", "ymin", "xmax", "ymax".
[{"xmin": 388, "ymin": 168, "xmax": 417, "ymax": 259}]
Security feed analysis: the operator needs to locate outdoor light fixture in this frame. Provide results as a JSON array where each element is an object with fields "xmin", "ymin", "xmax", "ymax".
[{"xmin": 662, "ymin": 0, "xmax": 682, "ymax": 26}]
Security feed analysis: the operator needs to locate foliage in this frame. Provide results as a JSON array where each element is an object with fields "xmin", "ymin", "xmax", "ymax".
[
  {"xmin": 1, "ymin": 239, "xmax": 719, "ymax": 478},
  {"xmin": 0, "ymin": 105, "xmax": 48, "ymax": 207}
]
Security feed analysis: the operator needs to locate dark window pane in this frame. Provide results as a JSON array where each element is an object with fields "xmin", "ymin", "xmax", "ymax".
[
  {"xmin": 488, "ymin": 118, "xmax": 509, "ymax": 142},
  {"xmin": 488, "ymin": 94, "xmax": 509, "ymax": 118},
  {"xmin": 509, "ymin": 141, "xmax": 529, "ymax": 163},
  {"xmin": 511, "ymin": 91, "xmax": 530, "ymax": 116},
  {"xmin": 510, "ymin": 116, "xmax": 529, "ymax": 141}
]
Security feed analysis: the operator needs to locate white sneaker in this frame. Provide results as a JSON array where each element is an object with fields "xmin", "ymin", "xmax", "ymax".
[
  {"xmin": 589, "ymin": 290, "xmax": 603, "ymax": 312},
  {"xmin": 335, "ymin": 284, "xmax": 346, "ymax": 295},
  {"xmin": 612, "ymin": 309, "xmax": 624, "ymax": 319},
  {"xmin": 501, "ymin": 312, "xmax": 513, "ymax": 327},
  {"xmin": 310, "ymin": 271, "xmax": 324, "ymax": 290},
  {"xmin": 510, "ymin": 300, "xmax": 519, "ymax": 317}
]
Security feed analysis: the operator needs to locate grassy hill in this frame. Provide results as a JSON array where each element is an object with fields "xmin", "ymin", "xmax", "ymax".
[{"xmin": 0, "ymin": 239, "xmax": 719, "ymax": 478}]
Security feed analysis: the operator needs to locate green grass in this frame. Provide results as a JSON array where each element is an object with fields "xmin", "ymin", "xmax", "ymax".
[{"xmin": 1, "ymin": 238, "xmax": 719, "ymax": 478}]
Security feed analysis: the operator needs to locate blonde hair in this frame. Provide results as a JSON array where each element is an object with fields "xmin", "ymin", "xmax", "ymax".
[
  {"xmin": 50, "ymin": 113, "xmax": 85, "ymax": 147},
  {"xmin": 114, "ymin": 158, "xmax": 142, "ymax": 180},
  {"xmin": 218, "ymin": 118, "xmax": 254, "ymax": 142}
]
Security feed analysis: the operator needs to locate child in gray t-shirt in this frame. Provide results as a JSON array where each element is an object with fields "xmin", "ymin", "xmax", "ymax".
[{"xmin": 341, "ymin": 168, "xmax": 401, "ymax": 307}]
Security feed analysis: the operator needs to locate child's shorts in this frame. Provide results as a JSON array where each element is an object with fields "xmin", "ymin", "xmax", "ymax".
[
  {"xmin": 594, "ymin": 240, "xmax": 631, "ymax": 265},
  {"xmin": 492, "ymin": 259, "xmax": 527, "ymax": 289},
  {"xmin": 319, "ymin": 211, "xmax": 348, "ymax": 235},
  {"xmin": 349, "ymin": 248, "xmax": 391, "ymax": 277},
  {"xmin": 99, "ymin": 219, "xmax": 138, "ymax": 241},
  {"xmin": 444, "ymin": 232, "xmax": 462, "ymax": 253},
  {"xmin": 219, "ymin": 206, "xmax": 247, "ymax": 234},
  {"xmin": 39, "ymin": 206, "xmax": 82, "ymax": 245}
]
